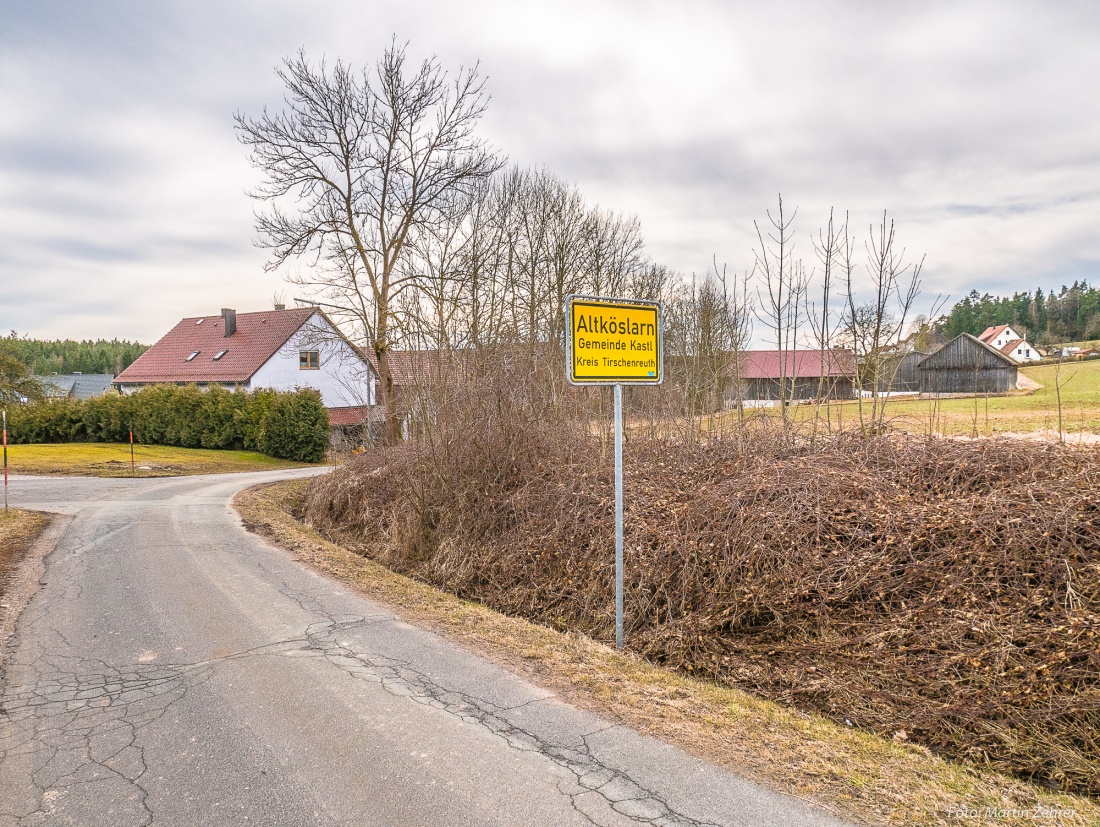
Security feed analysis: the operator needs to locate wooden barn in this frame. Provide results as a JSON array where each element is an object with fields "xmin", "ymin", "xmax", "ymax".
[
  {"xmin": 724, "ymin": 348, "xmax": 857, "ymax": 406},
  {"xmin": 878, "ymin": 351, "xmax": 926, "ymax": 393},
  {"xmin": 918, "ymin": 334, "xmax": 1018, "ymax": 396}
]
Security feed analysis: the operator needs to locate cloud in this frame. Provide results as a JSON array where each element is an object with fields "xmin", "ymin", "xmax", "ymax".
[{"xmin": 1, "ymin": 0, "xmax": 1099, "ymax": 341}]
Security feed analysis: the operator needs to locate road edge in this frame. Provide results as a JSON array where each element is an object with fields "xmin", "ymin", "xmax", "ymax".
[{"xmin": 0, "ymin": 511, "xmax": 70, "ymax": 671}]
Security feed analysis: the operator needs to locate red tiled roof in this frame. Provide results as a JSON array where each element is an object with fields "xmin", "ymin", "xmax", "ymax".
[
  {"xmin": 326, "ymin": 406, "xmax": 377, "ymax": 427},
  {"xmin": 114, "ymin": 307, "xmax": 317, "ymax": 385},
  {"xmin": 999, "ymin": 338, "xmax": 1026, "ymax": 355},
  {"xmin": 735, "ymin": 349, "xmax": 856, "ymax": 380},
  {"xmin": 978, "ymin": 324, "xmax": 1011, "ymax": 344},
  {"xmin": 366, "ymin": 349, "xmax": 443, "ymax": 386}
]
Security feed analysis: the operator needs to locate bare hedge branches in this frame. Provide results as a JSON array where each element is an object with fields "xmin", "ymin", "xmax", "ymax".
[{"xmin": 304, "ymin": 414, "xmax": 1100, "ymax": 796}]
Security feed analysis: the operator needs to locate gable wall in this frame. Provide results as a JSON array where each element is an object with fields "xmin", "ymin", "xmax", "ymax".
[{"xmin": 248, "ymin": 313, "xmax": 375, "ymax": 407}]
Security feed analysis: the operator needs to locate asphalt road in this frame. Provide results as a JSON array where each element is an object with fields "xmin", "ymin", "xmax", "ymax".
[{"xmin": 1, "ymin": 471, "xmax": 852, "ymax": 827}]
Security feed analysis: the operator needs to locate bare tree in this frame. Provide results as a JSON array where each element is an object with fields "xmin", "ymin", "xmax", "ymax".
[
  {"xmin": 235, "ymin": 42, "xmax": 502, "ymax": 443},
  {"xmin": 807, "ymin": 208, "xmax": 844, "ymax": 436},
  {"xmin": 841, "ymin": 211, "xmax": 925, "ymax": 434},
  {"xmin": 753, "ymin": 195, "xmax": 808, "ymax": 429}
]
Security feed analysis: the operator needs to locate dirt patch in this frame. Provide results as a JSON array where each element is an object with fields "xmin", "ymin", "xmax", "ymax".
[{"xmin": 236, "ymin": 480, "xmax": 1099, "ymax": 827}]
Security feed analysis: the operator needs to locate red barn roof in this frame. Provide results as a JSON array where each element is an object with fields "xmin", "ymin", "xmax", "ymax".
[
  {"xmin": 735, "ymin": 349, "xmax": 856, "ymax": 380},
  {"xmin": 115, "ymin": 307, "xmax": 318, "ymax": 385}
]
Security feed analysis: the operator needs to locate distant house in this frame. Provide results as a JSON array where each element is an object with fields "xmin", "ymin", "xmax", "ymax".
[
  {"xmin": 918, "ymin": 333, "xmax": 1018, "ymax": 396},
  {"xmin": 977, "ymin": 324, "xmax": 1041, "ymax": 364},
  {"xmin": 36, "ymin": 373, "xmax": 116, "ymax": 400},
  {"xmin": 723, "ymin": 348, "xmax": 857, "ymax": 407},
  {"xmin": 113, "ymin": 307, "xmax": 376, "ymax": 419}
]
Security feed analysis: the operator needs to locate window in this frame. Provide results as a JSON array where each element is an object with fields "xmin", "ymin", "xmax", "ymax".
[
  {"xmin": 195, "ymin": 318, "xmax": 204, "ymax": 325},
  {"xmin": 213, "ymin": 349, "xmax": 228, "ymax": 361},
  {"xmin": 299, "ymin": 350, "xmax": 320, "ymax": 370},
  {"xmin": 186, "ymin": 351, "xmax": 200, "ymax": 362}
]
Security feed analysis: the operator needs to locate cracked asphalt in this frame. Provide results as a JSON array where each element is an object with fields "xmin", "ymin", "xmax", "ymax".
[{"xmin": 1, "ymin": 471, "xmax": 852, "ymax": 826}]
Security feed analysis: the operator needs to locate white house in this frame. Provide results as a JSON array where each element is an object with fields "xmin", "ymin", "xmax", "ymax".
[
  {"xmin": 977, "ymin": 324, "xmax": 1042, "ymax": 363},
  {"xmin": 113, "ymin": 307, "xmax": 376, "ymax": 413}
]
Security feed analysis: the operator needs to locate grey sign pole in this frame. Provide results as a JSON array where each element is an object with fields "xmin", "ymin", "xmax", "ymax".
[
  {"xmin": 566, "ymin": 294, "xmax": 662, "ymax": 652},
  {"xmin": 613, "ymin": 383, "xmax": 624, "ymax": 650}
]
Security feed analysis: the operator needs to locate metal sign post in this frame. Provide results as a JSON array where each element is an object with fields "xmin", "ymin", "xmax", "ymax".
[
  {"xmin": 613, "ymin": 383, "xmax": 624, "ymax": 648},
  {"xmin": 566, "ymin": 295, "xmax": 662, "ymax": 650},
  {"xmin": 3, "ymin": 410, "xmax": 8, "ymax": 513}
]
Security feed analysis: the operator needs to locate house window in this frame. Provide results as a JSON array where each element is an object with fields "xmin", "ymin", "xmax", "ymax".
[
  {"xmin": 186, "ymin": 351, "xmax": 200, "ymax": 362},
  {"xmin": 299, "ymin": 350, "xmax": 320, "ymax": 370},
  {"xmin": 213, "ymin": 349, "xmax": 228, "ymax": 361}
]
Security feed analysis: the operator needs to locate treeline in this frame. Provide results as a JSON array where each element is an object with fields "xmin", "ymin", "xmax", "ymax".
[
  {"xmin": 7, "ymin": 336, "xmax": 148, "ymax": 375},
  {"xmin": 937, "ymin": 281, "xmax": 1100, "ymax": 344},
  {"xmin": 5, "ymin": 385, "xmax": 329, "ymax": 462}
]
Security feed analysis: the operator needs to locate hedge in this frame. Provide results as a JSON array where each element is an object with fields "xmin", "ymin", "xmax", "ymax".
[{"xmin": 4, "ymin": 385, "xmax": 329, "ymax": 463}]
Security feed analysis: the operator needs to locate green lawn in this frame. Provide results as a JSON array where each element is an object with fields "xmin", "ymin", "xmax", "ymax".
[
  {"xmin": 4, "ymin": 443, "xmax": 323, "ymax": 477},
  {"xmin": 872, "ymin": 359, "xmax": 1100, "ymax": 436},
  {"xmin": 697, "ymin": 359, "xmax": 1100, "ymax": 437}
]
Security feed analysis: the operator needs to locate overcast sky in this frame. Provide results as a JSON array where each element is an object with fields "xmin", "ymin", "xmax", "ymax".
[{"xmin": 2, "ymin": 0, "xmax": 1098, "ymax": 343}]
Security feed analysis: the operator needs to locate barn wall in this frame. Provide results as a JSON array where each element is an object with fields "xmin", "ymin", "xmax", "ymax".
[
  {"xmin": 726, "ymin": 377, "xmax": 855, "ymax": 402},
  {"xmin": 917, "ymin": 335, "xmax": 1017, "ymax": 396},
  {"xmin": 881, "ymin": 352, "xmax": 925, "ymax": 393},
  {"xmin": 919, "ymin": 367, "xmax": 1016, "ymax": 395}
]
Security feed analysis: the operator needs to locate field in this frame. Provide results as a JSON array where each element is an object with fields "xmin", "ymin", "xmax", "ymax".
[
  {"xmin": 762, "ymin": 358, "xmax": 1100, "ymax": 437},
  {"xmin": 3, "ymin": 443, "xmax": 322, "ymax": 477}
]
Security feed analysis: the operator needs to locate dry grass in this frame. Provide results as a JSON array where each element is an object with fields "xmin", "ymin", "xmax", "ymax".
[
  {"xmin": 6, "ymin": 442, "xmax": 321, "ymax": 477},
  {"xmin": 236, "ymin": 479, "xmax": 1100, "ymax": 827},
  {"xmin": 0, "ymin": 509, "xmax": 51, "ymax": 602}
]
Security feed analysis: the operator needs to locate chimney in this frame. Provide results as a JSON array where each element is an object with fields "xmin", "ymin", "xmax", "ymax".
[
  {"xmin": 222, "ymin": 308, "xmax": 236, "ymax": 337},
  {"xmin": 273, "ymin": 303, "xmax": 285, "ymax": 311}
]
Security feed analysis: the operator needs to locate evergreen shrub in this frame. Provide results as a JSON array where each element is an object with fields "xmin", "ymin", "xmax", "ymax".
[{"xmin": 5, "ymin": 385, "xmax": 329, "ymax": 463}]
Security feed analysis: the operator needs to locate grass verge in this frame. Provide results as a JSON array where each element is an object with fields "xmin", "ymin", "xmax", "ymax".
[
  {"xmin": 0, "ymin": 509, "xmax": 52, "ymax": 601},
  {"xmin": 234, "ymin": 479, "xmax": 1099, "ymax": 827},
  {"xmin": 6, "ymin": 443, "xmax": 322, "ymax": 477},
  {"xmin": 693, "ymin": 359, "xmax": 1100, "ymax": 437}
]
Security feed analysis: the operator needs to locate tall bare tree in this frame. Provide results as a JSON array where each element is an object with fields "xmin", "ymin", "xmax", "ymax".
[
  {"xmin": 753, "ymin": 195, "xmax": 808, "ymax": 428},
  {"xmin": 841, "ymin": 212, "xmax": 925, "ymax": 433},
  {"xmin": 235, "ymin": 42, "xmax": 502, "ymax": 443}
]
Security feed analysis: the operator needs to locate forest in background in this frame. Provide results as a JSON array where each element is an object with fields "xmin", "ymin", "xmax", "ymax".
[
  {"xmin": 936, "ymin": 281, "xmax": 1100, "ymax": 344},
  {"xmin": 5, "ymin": 335, "xmax": 148, "ymax": 376}
]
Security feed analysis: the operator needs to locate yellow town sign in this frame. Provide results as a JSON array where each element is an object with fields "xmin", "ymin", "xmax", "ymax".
[{"xmin": 566, "ymin": 296, "xmax": 662, "ymax": 385}]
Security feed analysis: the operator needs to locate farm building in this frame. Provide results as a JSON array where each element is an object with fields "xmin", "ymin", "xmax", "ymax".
[
  {"xmin": 876, "ymin": 351, "xmax": 926, "ymax": 393},
  {"xmin": 113, "ymin": 306, "xmax": 377, "ymax": 428},
  {"xmin": 917, "ymin": 333, "xmax": 1018, "ymax": 396},
  {"xmin": 723, "ymin": 348, "xmax": 857, "ymax": 407}
]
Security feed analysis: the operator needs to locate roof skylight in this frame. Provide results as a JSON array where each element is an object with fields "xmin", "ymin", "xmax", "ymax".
[
  {"xmin": 195, "ymin": 318, "xmax": 204, "ymax": 325},
  {"xmin": 186, "ymin": 351, "xmax": 200, "ymax": 362},
  {"xmin": 213, "ymin": 349, "xmax": 228, "ymax": 361}
]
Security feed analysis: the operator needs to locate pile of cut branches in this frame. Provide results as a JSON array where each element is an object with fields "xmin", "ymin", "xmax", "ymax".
[{"xmin": 304, "ymin": 429, "xmax": 1100, "ymax": 796}]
